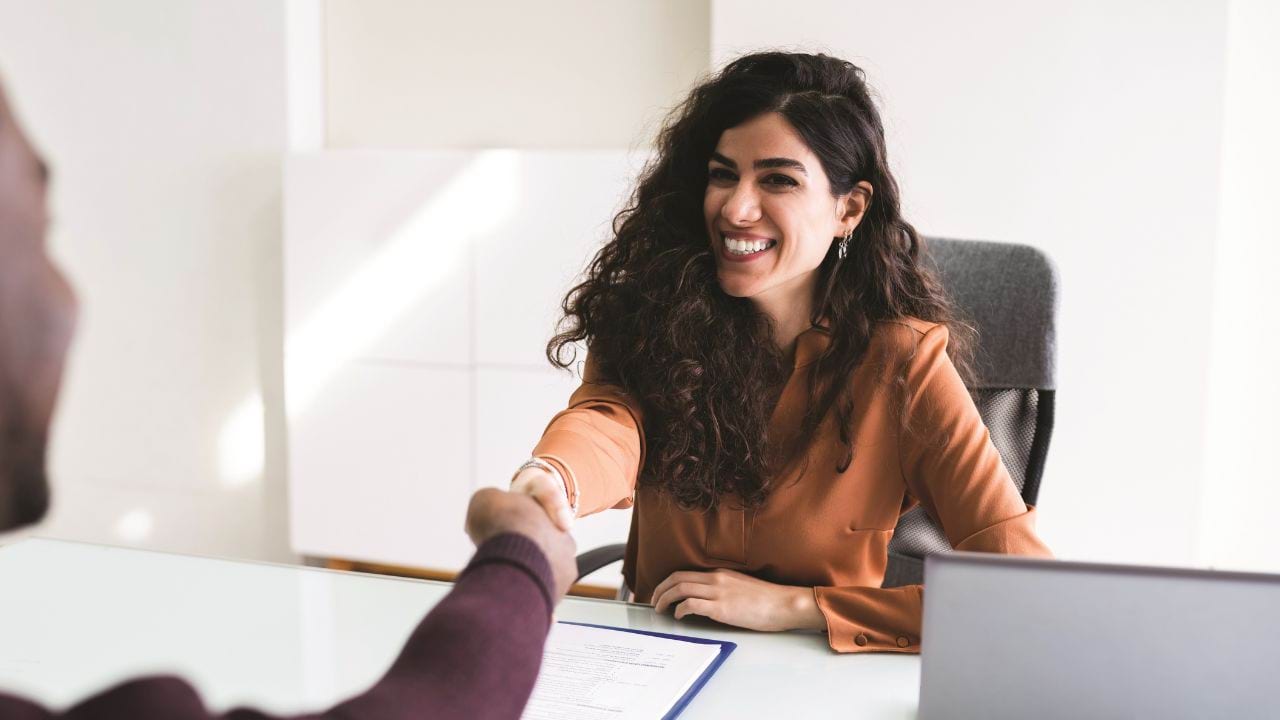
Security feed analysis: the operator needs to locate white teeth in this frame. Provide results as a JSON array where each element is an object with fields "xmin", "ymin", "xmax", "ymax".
[{"xmin": 723, "ymin": 236, "xmax": 774, "ymax": 255}]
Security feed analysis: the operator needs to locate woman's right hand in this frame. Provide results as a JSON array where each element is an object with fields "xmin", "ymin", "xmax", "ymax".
[
  {"xmin": 509, "ymin": 466, "xmax": 575, "ymax": 532},
  {"xmin": 465, "ymin": 488, "xmax": 578, "ymax": 600}
]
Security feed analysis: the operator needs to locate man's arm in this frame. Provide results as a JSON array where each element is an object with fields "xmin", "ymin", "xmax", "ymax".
[
  {"xmin": 0, "ymin": 491, "xmax": 575, "ymax": 720},
  {"xmin": 321, "ymin": 488, "xmax": 575, "ymax": 718},
  {"xmin": 316, "ymin": 532, "xmax": 557, "ymax": 720}
]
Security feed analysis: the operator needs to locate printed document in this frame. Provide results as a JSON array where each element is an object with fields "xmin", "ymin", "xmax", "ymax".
[{"xmin": 521, "ymin": 622, "xmax": 725, "ymax": 720}]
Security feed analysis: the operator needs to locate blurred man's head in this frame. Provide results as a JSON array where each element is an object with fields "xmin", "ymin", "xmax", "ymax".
[{"xmin": 0, "ymin": 79, "xmax": 76, "ymax": 532}]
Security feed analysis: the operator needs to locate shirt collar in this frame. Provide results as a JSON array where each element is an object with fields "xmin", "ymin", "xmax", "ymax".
[{"xmin": 793, "ymin": 321, "xmax": 831, "ymax": 369}]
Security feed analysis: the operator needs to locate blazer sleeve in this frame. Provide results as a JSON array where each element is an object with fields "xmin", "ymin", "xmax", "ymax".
[
  {"xmin": 813, "ymin": 323, "xmax": 1052, "ymax": 653},
  {"xmin": 531, "ymin": 353, "xmax": 645, "ymax": 517}
]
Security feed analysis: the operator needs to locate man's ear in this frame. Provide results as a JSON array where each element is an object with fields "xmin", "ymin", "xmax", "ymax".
[{"xmin": 839, "ymin": 181, "xmax": 874, "ymax": 233}]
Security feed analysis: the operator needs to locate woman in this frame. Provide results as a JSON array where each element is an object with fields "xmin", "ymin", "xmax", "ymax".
[{"xmin": 511, "ymin": 51, "xmax": 1051, "ymax": 653}]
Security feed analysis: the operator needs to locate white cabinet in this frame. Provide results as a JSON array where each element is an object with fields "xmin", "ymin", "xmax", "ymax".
[
  {"xmin": 285, "ymin": 151, "xmax": 644, "ymax": 587},
  {"xmin": 288, "ymin": 362, "xmax": 475, "ymax": 570}
]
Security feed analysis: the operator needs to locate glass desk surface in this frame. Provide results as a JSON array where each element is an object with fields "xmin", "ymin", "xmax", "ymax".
[{"xmin": 0, "ymin": 538, "xmax": 920, "ymax": 718}]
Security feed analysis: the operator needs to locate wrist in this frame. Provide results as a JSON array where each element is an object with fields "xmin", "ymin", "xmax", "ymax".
[
  {"xmin": 785, "ymin": 586, "xmax": 826, "ymax": 630},
  {"xmin": 533, "ymin": 454, "xmax": 580, "ymax": 515},
  {"xmin": 511, "ymin": 456, "xmax": 579, "ymax": 516},
  {"xmin": 511, "ymin": 466, "xmax": 555, "ymax": 487}
]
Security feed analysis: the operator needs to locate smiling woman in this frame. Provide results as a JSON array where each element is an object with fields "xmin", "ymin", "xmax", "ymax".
[
  {"xmin": 704, "ymin": 112, "xmax": 872, "ymax": 338},
  {"xmin": 510, "ymin": 52, "xmax": 1052, "ymax": 653}
]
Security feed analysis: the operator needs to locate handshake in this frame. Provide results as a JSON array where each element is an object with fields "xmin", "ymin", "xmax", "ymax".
[
  {"xmin": 464, "ymin": 457, "xmax": 585, "ymax": 601},
  {"xmin": 465, "ymin": 487, "xmax": 579, "ymax": 601}
]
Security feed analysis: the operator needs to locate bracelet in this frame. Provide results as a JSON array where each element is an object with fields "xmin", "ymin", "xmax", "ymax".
[
  {"xmin": 535, "ymin": 453, "xmax": 580, "ymax": 515},
  {"xmin": 512, "ymin": 457, "xmax": 579, "ymax": 516}
]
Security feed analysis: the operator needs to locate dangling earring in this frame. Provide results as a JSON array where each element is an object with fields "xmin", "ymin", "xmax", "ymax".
[{"xmin": 837, "ymin": 228, "xmax": 852, "ymax": 260}]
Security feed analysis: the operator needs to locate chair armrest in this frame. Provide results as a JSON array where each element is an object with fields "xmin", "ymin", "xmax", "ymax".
[{"xmin": 575, "ymin": 543, "xmax": 626, "ymax": 581}]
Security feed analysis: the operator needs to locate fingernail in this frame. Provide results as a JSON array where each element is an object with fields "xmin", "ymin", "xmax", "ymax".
[{"xmin": 558, "ymin": 508, "xmax": 575, "ymax": 529}]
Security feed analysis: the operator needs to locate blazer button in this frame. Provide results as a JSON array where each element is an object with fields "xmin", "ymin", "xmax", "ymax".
[
  {"xmin": 896, "ymin": 636, "xmax": 910, "ymax": 648},
  {"xmin": 855, "ymin": 634, "xmax": 869, "ymax": 647}
]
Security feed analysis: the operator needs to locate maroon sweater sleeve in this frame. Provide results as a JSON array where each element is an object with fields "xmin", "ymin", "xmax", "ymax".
[{"xmin": 0, "ymin": 533, "xmax": 556, "ymax": 720}]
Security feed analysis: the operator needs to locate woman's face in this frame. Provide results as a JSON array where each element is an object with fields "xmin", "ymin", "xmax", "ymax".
[{"xmin": 703, "ymin": 112, "xmax": 865, "ymax": 311}]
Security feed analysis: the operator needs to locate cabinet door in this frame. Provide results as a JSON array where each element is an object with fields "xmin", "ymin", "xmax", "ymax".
[{"xmin": 286, "ymin": 150, "xmax": 642, "ymax": 579}]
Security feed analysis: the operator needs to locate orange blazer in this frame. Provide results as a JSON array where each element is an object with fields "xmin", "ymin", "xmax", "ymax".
[{"xmin": 532, "ymin": 318, "xmax": 1051, "ymax": 653}]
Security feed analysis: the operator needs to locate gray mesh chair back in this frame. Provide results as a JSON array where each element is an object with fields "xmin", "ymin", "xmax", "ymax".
[{"xmin": 881, "ymin": 238, "xmax": 1058, "ymax": 588}]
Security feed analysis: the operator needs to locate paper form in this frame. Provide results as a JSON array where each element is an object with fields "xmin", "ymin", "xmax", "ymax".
[{"xmin": 521, "ymin": 622, "xmax": 724, "ymax": 720}]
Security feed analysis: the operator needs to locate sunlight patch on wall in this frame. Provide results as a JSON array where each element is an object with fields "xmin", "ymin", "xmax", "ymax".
[
  {"xmin": 219, "ymin": 393, "xmax": 266, "ymax": 488},
  {"xmin": 217, "ymin": 151, "xmax": 522, "ymax": 486}
]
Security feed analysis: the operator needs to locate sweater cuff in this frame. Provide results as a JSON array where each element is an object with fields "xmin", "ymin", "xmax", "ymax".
[{"xmin": 461, "ymin": 533, "xmax": 557, "ymax": 616}]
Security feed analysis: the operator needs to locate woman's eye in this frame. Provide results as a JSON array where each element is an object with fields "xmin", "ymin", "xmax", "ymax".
[
  {"xmin": 763, "ymin": 174, "xmax": 798, "ymax": 187},
  {"xmin": 708, "ymin": 167, "xmax": 736, "ymax": 182}
]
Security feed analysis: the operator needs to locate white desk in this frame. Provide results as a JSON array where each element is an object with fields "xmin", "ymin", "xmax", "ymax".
[{"xmin": 0, "ymin": 539, "xmax": 920, "ymax": 717}]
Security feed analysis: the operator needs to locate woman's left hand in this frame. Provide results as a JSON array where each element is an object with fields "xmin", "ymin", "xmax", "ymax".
[{"xmin": 650, "ymin": 569, "xmax": 826, "ymax": 632}]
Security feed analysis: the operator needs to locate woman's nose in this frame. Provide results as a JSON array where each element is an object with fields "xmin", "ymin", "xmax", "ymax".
[{"xmin": 720, "ymin": 182, "xmax": 761, "ymax": 225}]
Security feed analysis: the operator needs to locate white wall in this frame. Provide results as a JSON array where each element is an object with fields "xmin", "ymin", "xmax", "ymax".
[
  {"xmin": 712, "ymin": 0, "xmax": 1236, "ymax": 567},
  {"xmin": 323, "ymin": 0, "xmax": 711, "ymax": 148},
  {"xmin": 0, "ymin": 1, "xmax": 292, "ymax": 561},
  {"xmin": 1199, "ymin": 0, "xmax": 1280, "ymax": 573}
]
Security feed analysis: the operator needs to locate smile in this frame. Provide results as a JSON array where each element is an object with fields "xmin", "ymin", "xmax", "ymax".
[{"xmin": 720, "ymin": 234, "xmax": 777, "ymax": 260}]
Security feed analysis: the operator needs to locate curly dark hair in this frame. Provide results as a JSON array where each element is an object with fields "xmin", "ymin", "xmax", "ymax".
[{"xmin": 547, "ymin": 51, "xmax": 972, "ymax": 511}]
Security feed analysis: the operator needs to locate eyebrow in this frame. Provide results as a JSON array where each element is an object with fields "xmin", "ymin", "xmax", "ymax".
[{"xmin": 710, "ymin": 151, "xmax": 807, "ymax": 175}]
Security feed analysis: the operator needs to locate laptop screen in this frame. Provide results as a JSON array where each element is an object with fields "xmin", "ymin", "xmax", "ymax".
[{"xmin": 920, "ymin": 552, "xmax": 1280, "ymax": 719}]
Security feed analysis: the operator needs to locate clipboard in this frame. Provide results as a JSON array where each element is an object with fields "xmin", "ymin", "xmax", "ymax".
[{"xmin": 556, "ymin": 621, "xmax": 737, "ymax": 719}]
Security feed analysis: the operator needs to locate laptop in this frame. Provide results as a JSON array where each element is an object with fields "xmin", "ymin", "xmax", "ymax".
[{"xmin": 919, "ymin": 552, "xmax": 1280, "ymax": 719}]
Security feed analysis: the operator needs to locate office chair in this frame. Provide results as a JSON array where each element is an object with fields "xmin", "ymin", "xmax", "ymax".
[
  {"xmin": 880, "ymin": 238, "xmax": 1058, "ymax": 587},
  {"xmin": 575, "ymin": 238, "xmax": 1059, "ymax": 592}
]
